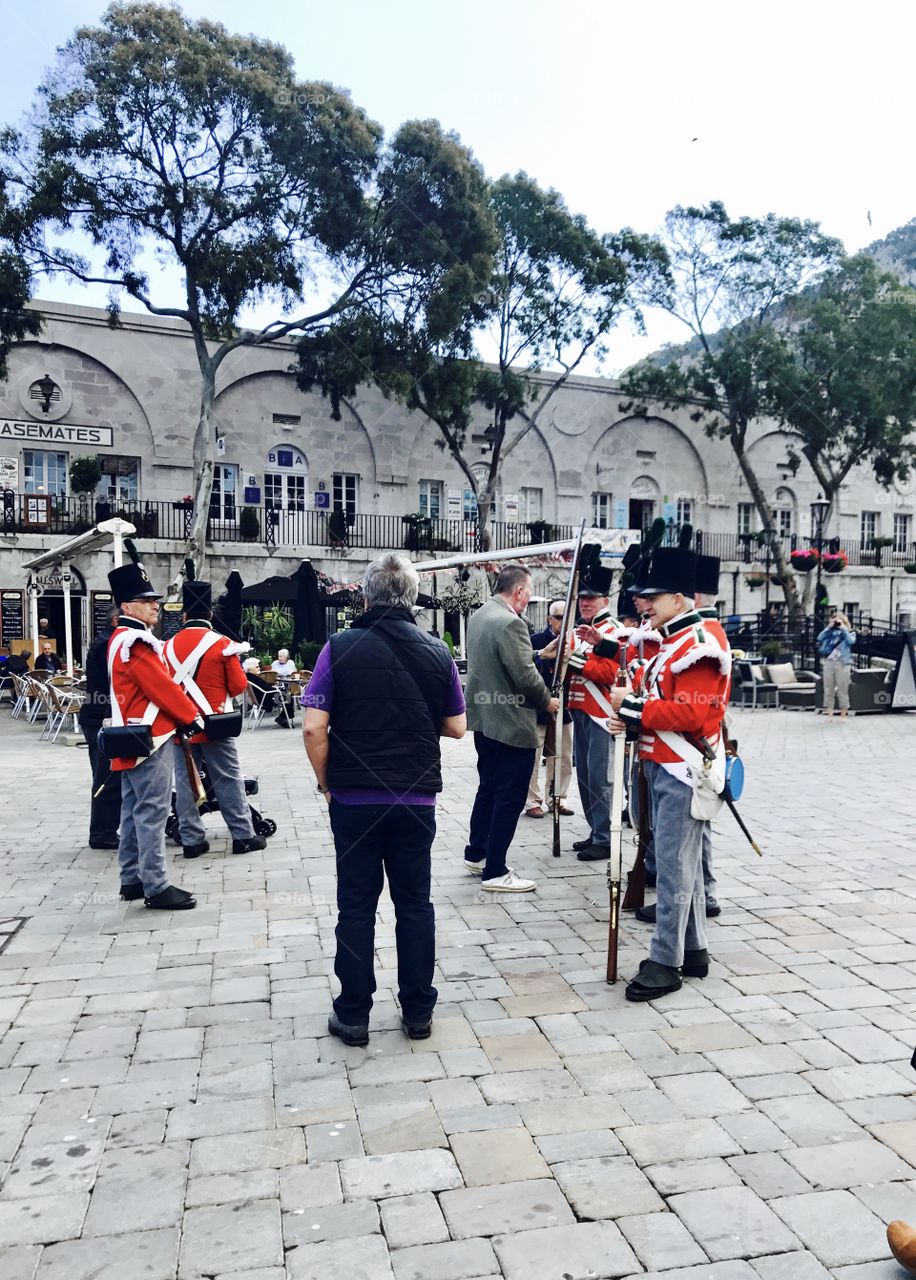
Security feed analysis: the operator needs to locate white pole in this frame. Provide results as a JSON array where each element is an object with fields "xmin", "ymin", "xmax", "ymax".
[
  {"xmin": 459, "ymin": 610, "xmax": 467, "ymax": 660},
  {"xmin": 112, "ymin": 529, "xmax": 124, "ymax": 567},
  {"xmin": 62, "ymin": 559, "xmax": 74, "ymax": 678},
  {"xmin": 28, "ymin": 581, "xmax": 39, "ymax": 669}
]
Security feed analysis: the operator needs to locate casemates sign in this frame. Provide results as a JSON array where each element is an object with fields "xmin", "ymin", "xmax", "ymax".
[{"xmin": 0, "ymin": 419, "xmax": 114, "ymax": 447}]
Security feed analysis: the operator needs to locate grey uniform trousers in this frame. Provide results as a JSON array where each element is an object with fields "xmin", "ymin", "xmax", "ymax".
[
  {"xmin": 572, "ymin": 709, "xmax": 612, "ymax": 847},
  {"xmin": 173, "ymin": 737, "xmax": 255, "ymax": 844},
  {"xmin": 639, "ymin": 755, "xmax": 717, "ymax": 908},
  {"xmin": 645, "ymin": 760, "xmax": 708, "ymax": 969},
  {"xmin": 118, "ymin": 744, "xmax": 174, "ymax": 897}
]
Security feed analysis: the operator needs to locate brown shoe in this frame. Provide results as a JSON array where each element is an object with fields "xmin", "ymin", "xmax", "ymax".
[
  {"xmin": 557, "ymin": 804, "xmax": 575, "ymax": 815},
  {"xmin": 525, "ymin": 806, "xmax": 545, "ymax": 819},
  {"xmin": 888, "ymin": 1221, "xmax": 916, "ymax": 1273}
]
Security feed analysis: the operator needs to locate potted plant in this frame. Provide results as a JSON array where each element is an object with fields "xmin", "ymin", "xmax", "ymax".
[
  {"xmin": 69, "ymin": 455, "xmax": 102, "ymax": 530},
  {"xmin": 789, "ymin": 548, "xmax": 819, "ymax": 573},
  {"xmin": 871, "ymin": 535, "xmax": 894, "ymax": 568},
  {"xmin": 526, "ymin": 519, "xmax": 556, "ymax": 545},
  {"xmin": 905, "ymin": 562, "xmax": 916, "ymax": 574},
  {"xmin": 172, "ymin": 494, "xmax": 194, "ymax": 509},
  {"xmin": 760, "ymin": 639, "xmax": 793, "ymax": 665},
  {"xmin": 295, "ymin": 641, "xmax": 323, "ymax": 672},
  {"xmin": 402, "ymin": 512, "xmax": 434, "ymax": 552},
  {"xmin": 327, "ymin": 507, "xmax": 348, "ymax": 547},
  {"xmin": 744, "ymin": 567, "xmax": 766, "ymax": 589},
  {"xmin": 822, "ymin": 550, "xmax": 848, "ymax": 574},
  {"xmin": 239, "ymin": 506, "xmax": 260, "ymax": 541},
  {"xmin": 242, "ymin": 606, "xmax": 263, "ymax": 645}
]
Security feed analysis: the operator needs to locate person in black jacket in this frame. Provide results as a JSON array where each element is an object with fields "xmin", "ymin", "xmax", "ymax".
[
  {"xmin": 302, "ymin": 554, "xmax": 467, "ymax": 1047},
  {"xmin": 78, "ymin": 606, "xmax": 122, "ymax": 849}
]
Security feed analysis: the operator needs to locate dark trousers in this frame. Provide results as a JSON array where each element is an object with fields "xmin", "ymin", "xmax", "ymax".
[
  {"xmin": 465, "ymin": 732, "xmax": 536, "ymax": 879},
  {"xmin": 329, "ymin": 800, "xmax": 438, "ymax": 1025},
  {"xmin": 82, "ymin": 719, "xmax": 122, "ymax": 843}
]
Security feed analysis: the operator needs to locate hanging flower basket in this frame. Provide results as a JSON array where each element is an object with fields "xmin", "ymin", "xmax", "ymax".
[
  {"xmin": 744, "ymin": 573, "xmax": 766, "ymax": 590},
  {"xmin": 789, "ymin": 549, "xmax": 819, "ymax": 573},
  {"xmin": 822, "ymin": 551, "xmax": 848, "ymax": 574}
]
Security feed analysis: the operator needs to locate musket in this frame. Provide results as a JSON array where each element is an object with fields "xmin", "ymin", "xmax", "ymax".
[
  {"xmin": 545, "ymin": 519, "xmax": 587, "ymax": 858},
  {"xmin": 606, "ymin": 666, "xmax": 629, "ymax": 983},
  {"xmin": 175, "ymin": 726, "xmax": 207, "ymax": 808},
  {"xmin": 622, "ymin": 760, "xmax": 650, "ymax": 910}
]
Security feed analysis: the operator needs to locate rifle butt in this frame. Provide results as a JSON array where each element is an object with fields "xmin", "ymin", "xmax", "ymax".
[{"xmin": 606, "ymin": 879, "xmax": 620, "ymax": 984}]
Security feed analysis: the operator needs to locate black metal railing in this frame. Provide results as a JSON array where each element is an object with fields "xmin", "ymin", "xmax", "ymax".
[
  {"xmin": 696, "ymin": 529, "xmax": 916, "ymax": 569},
  {"xmin": 723, "ymin": 611, "xmax": 905, "ymax": 672}
]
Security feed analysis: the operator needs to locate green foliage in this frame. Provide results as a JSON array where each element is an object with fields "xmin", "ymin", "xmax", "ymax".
[
  {"xmin": 297, "ymin": 170, "xmax": 666, "ymax": 545},
  {"xmin": 441, "ymin": 630, "xmax": 456, "ymax": 656},
  {"xmin": 241, "ymin": 606, "xmax": 262, "ymax": 644},
  {"xmin": 772, "ymin": 256, "xmax": 916, "ymax": 496},
  {"xmin": 327, "ymin": 508, "xmax": 349, "ymax": 545},
  {"xmin": 620, "ymin": 201, "xmax": 842, "ymax": 620},
  {"xmin": 295, "ymin": 641, "xmax": 323, "ymax": 671},
  {"xmin": 437, "ymin": 579, "xmax": 484, "ymax": 616},
  {"xmin": 2, "ymin": 4, "xmax": 494, "ymax": 570},
  {"xmin": 69, "ymin": 455, "xmax": 102, "ymax": 494},
  {"xmin": 260, "ymin": 604, "xmax": 293, "ymax": 650},
  {"xmin": 0, "ymin": 200, "xmax": 40, "ymax": 378},
  {"xmin": 239, "ymin": 506, "xmax": 260, "ymax": 540},
  {"xmin": 402, "ymin": 511, "xmax": 435, "ymax": 552}
]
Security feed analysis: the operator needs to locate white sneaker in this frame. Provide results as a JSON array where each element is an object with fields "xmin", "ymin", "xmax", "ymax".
[
  {"xmin": 463, "ymin": 859, "xmax": 485, "ymax": 876},
  {"xmin": 481, "ymin": 870, "xmax": 537, "ymax": 893}
]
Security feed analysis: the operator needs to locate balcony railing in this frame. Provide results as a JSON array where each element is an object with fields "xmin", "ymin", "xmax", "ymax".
[
  {"xmin": 3, "ymin": 493, "xmax": 912, "ymax": 567},
  {"xmin": 0, "ymin": 495, "xmax": 574, "ymax": 554}
]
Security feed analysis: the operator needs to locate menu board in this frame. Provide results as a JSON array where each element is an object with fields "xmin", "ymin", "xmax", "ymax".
[
  {"xmin": 90, "ymin": 591, "xmax": 114, "ymax": 639},
  {"xmin": 22, "ymin": 496, "xmax": 50, "ymax": 528},
  {"xmin": 1, "ymin": 590, "xmax": 24, "ymax": 648},
  {"xmin": 160, "ymin": 601, "xmax": 183, "ymax": 641}
]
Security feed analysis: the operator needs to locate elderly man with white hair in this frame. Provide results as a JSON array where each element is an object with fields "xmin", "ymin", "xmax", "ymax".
[
  {"xmin": 302, "ymin": 553, "xmax": 467, "ymax": 1047},
  {"xmin": 270, "ymin": 648, "xmax": 297, "ymax": 726}
]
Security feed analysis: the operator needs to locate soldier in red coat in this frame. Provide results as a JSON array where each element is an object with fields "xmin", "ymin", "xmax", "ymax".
[
  {"xmin": 610, "ymin": 545, "xmax": 731, "ymax": 1002},
  {"xmin": 164, "ymin": 580, "xmax": 266, "ymax": 859},
  {"xmin": 106, "ymin": 561, "xmax": 200, "ymax": 910}
]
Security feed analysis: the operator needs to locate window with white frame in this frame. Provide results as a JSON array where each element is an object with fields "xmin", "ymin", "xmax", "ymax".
[
  {"xmin": 418, "ymin": 479, "xmax": 442, "ymax": 521},
  {"xmin": 23, "ymin": 450, "xmax": 68, "ymax": 497},
  {"xmin": 676, "ymin": 497, "xmax": 692, "ymax": 526},
  {"xmin": 592, "ymin": 493, "xmax": 612, "ymax": 528},
  {"xmin": 520, "ymin": 487, "xmax": 542, "ymax": 522},
  {"xmin": 776, "ymin": 507, "xmax": 793, "ymax": 540},
  {"xmin": 893, "ymin": 512, "xmax": 911, "ymax": 554},
  {"xmin": 210, "ymin": 464, "xmax": 238, "ymax": 519},
  {"xmin": 97, "ymin": 456, "xmax": 139, "ymax": 505},
  {"xmin": 860, "ymin": 511, "xmax": 878, "ymax": 550},
  {"xmin": 737, "ymin": 503, "xmax": 756, "ymax": 536},
  {"xmin": 332, "ymin": 472, "xmax": 358, "ymax": 518}
]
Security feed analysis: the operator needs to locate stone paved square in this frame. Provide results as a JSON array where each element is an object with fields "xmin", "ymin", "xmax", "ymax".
[{"xmin": 1, "ymin": 708, "xmax": 916, "ymax": 1276}]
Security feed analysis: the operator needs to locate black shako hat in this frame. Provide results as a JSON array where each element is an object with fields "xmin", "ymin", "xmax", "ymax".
[
  {"xmin": 182, "ymin": 579, "xmax": 212, "ymax": 617},
  {"xmin": 632, "ymin": 547, "xmax": 698, "ymax": 598},
  {"xmin": 617, "ymin": 588, "xmax": 638, "ymax": 620},
  {"xmin": 695, "ymin": 554, "xmax": 721, "ymax": 597},
  {"xmin": 577, "ymin": 544, "xmax": 614, "ymax": 598},
  {"xmin": 109, "ymin": 561, "xmax": 161, "ymax": 605}
]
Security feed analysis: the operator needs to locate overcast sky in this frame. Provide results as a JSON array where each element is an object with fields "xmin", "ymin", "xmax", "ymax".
[{"xmin": 2, "ymin": 0, "xmax": 911, "ymax": 371}]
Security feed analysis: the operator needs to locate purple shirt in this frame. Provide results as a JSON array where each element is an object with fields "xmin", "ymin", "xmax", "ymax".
[{"xmin": 302, "ymin": 639, "xmax": 465, "ymax": 805}]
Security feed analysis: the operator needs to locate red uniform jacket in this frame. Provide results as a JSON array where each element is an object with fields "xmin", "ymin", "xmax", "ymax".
[
  {"xmin": 620, "ymin": 611, "xmax": 730, "ymax": 784},
  {"xmin": 107, "ymin": 624, "xmax": 198, "ymax": 772},
  {"xmin": 567, "ymin": 607, "xmax": 620, "ymax": 722},
  {"xmin": 164, "ymin": 625, "xmax": 249, "ymax": 744}
]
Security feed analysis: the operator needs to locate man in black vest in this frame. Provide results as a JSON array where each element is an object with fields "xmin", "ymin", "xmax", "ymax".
[
  {"xmin": 302, "ymin": 553, "xmax": 467, "ymax": 1047},
  {"xmin": 79, "ymin": 605, "xmax": 122, "ymax": 849}
]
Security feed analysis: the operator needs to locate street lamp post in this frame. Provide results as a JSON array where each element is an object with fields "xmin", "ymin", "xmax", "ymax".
[{"xmin": 812, "ymin": 493, "xmax": 831, "ymax": 669}]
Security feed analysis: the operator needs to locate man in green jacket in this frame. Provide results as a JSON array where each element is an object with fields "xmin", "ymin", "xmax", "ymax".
[{"xmin": 463, "ymin": 564, "xmax": 560, "ymax": 892}]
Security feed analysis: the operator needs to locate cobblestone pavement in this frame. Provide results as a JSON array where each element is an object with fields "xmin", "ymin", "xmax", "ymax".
[{"xmin": 1, "ymin": 705, "xmax": 915, "ymax": 1279}]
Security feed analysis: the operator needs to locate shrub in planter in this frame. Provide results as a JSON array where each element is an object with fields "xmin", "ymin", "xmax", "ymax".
[
  {"xmin": 295, "ymin": 641, "xmax": 323, "ymax": 672},
  {"xmin": 327, "ymin": 508, "xmax": 348, "ymax": 545},
  {"xmin": 402, "ymin": 512, "xmax": 434, "ymax": 552},
  {"xmin": 239, "ymin": 506, "xmax": 260, "ymax": 540},
  {"xmin": 744, "ymin": 571, "xmax": 766, "ymax": 589},
  {"xmin": 905, "ymin": 562, "xmax": 916, "ymax": 574},
  {"xmin": 526, "ymin": 519, "xmax": 556, "ymax": 545}
]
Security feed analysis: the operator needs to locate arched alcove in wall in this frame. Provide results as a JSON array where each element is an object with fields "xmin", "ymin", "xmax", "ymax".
[{"xmin": 586, "ymin": 415, "xmax": 710, "ymax": 526}]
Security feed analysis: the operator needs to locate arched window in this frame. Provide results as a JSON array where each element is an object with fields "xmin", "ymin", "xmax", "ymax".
[
  {"xmin": 774, "ymin": 486, "xmax": 796, "ymax": 540},
  {"xmin": 264, "ymin": 445, "xmax": 307, "ymax": 511}
]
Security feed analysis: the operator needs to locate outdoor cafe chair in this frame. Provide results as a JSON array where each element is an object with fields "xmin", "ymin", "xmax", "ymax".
[{"xmin": 40, "ymin": 683, "xmax": 84, "ymax": 743}]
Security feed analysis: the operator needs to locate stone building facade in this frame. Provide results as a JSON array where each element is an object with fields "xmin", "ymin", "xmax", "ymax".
[{"xmin": 1, "ymin": 300, "xmax": 914, "ymax": 658}]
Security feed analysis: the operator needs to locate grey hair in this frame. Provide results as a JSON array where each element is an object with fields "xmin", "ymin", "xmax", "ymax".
[{"xmin": 363, "ymin": 553, "xmax": 420, "ymax": 609}]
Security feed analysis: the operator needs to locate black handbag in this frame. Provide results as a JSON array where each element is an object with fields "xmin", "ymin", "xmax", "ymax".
[
  {"xmin": 97, "ymin": 724, "xmax": 153, "ymax": 760},
  {"xmin": 202, "ymin": 709, "xmax": 243, "ymax": 740}
]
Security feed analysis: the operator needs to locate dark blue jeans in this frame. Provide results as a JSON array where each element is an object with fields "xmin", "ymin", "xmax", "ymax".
[
  {"xmin": 329, "ymin": 800, "xmax": 438, "ymax": 1025},
  {"xmin": 465, "ymin": 732, "xmax": 536, "ymax": 879}
]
